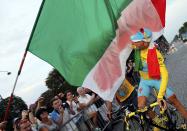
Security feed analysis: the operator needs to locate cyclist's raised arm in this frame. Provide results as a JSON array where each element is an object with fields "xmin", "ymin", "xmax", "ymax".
[{"xmin": 156, "ymin": 49, "xmax": 168, "ymax": 99}]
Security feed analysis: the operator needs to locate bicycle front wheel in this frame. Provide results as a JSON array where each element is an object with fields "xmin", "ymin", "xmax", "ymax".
[
  {"xmin": 166, "ymin": 104, "xmax": 187, "ymax": 130},
  {"xmin": 125, "ymin": 117, "xmax": 143, "ymax": 131}
]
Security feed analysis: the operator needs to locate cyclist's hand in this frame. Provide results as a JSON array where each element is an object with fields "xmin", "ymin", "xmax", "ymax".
[{"xmin": 157, "ymin": 98, "xmax": 167, "ymax": 111}]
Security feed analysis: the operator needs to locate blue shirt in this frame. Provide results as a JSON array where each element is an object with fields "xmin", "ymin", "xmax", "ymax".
[{"xmin": 49, "ymin": 109, "xmax": 60, "ymax": 122}]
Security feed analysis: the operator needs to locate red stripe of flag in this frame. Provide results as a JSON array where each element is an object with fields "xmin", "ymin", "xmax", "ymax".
[{"xmin": 151, "ymin": 0, "xmax": 166, "ymax": 27}]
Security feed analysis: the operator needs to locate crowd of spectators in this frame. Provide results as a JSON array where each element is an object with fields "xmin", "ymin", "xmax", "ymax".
[
  {"xmin": 0, "ymin": 57, "xmax": 141, "ymax": 131},
  {"xmin": 0, "ymin": 87, "xmax": 112, "ymax": 131}
]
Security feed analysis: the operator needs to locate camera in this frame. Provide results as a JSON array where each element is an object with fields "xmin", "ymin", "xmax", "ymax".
[{"xmin": 62, "ymin": 102, "xmax": 69, "ymax": 109}]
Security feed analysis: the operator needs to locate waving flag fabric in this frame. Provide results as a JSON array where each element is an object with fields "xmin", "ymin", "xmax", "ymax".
[{"xmin": 28, "ymin": 0, "xmax": 166, "ymax": 101}]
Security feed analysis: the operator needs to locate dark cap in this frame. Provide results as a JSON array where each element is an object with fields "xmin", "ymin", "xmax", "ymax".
[{"xmin": 35, "ymin": 107, "xmax": 48, "ymax": 121}]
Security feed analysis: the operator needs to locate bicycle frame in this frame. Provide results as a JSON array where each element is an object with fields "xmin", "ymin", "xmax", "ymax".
[
  {"xmin": 124, "ymin": 102, "xmax": 186, "ymax": 130},
  {"xmin": 109, "ymin": 88, "xmax": 186, "ymax": 131},
  {"xmin": 124, "ymin": 102, "xmax": 168, "ymax": 130}
]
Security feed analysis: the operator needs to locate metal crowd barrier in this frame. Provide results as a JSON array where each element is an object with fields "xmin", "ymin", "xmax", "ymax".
[{"xmin": 60, "ymin": 100, "xmax": 109, "ymax": 131}]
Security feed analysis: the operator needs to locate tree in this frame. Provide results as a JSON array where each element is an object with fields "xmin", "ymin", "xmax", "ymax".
[
  {"xmin": 0, "ymin": 95, "xmax": 3, "ymax": 102},
  {"xmin": 177, "ymin": 22, "xmax": 187, "ymax": 42},
  {"xmin": 46, "ymin": 69, "xmax": 65, "ymax": 90},
  {"xmin": 45, "ymin": 69, "xmax": 77, "ymax": 97},
  {"xmin": 179, "ymin": 22, "xmax": 187, "ymax": 35},
  {"xmin": 183, "ymin": 21, "xmax": 187, "ymax": 28},
  {"xmin": 173, "ymin": 35, "xmax": 179, "ymax": 42},
  {"xmin": 179, "ymin": 26, "xmax": 186, "ymax": 35},
  {"xmin": 0, "ymin": 95, "xmax": 27, "ymax": 131}
]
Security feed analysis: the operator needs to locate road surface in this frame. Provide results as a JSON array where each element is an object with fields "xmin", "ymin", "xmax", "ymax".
[{"xmin": 166, "ymin": 42, "xmax": 187, "ymax": 108}]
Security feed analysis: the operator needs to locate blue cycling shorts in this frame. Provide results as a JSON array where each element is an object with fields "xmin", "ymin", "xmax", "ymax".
[{"xmin": 138, "ymin": 78, "xmax": 174, "ymax": 98}]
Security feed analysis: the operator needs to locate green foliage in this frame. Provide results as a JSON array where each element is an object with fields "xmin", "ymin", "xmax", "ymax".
[
  {"xmin": 46, "ymin": 69, "xmax": 65, "ymax": 90},
  {"xmin": 173, "ymin": 21, "xmax": 187, "ymax": 41},
  {"xmin": 179, "ymin": 26, "xmax": 186, "ymax": 34},
  {"xmin": 183, "ymin": 22, "xmax": 187, "ymax": 28},
  {"xmin": 178, "ymin": 21, "xmax": 187, "ymax": 36},
  {"xmin": 46, "ymin": 69, "xmax": 77, "ymax": 92},
  {"xmin": 0, "ymin": 95, "xmax": 27, "ymax": 131},
  {"xmin": 173, "ymin": 35, "xmax": 179, "ymax": 41}
]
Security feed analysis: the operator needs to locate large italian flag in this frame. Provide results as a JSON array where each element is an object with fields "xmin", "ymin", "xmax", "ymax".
[{"xmin": 28, "ymin": 0, "xmax": 166, "ymax": 101}]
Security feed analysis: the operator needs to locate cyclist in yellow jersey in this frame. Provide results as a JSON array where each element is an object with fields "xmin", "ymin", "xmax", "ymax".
[{"xmin": 130, "ymin": 28, "xmax": 187, "ymax": 120}]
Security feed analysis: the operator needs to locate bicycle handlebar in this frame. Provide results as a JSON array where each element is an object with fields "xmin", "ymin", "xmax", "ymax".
[
  {"xmin": 127, "ymin": 102, "xmax": 159, "ymax": 118},
  {"xmin": 150, "ymin": 102, "xmax": 159, "ymax": 108},
  {"xmin": 111, "ymin": 102, "xmax": 159, "ymax": 120}
]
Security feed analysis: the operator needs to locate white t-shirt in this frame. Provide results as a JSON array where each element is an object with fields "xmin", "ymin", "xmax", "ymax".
[
  {"xmin": 38, "ymin": 119, "xmax": 59, "ymax": 131},
  {"xmin": 78, "ymin": 94, "xmax": 97, "ymax": 113},
  {"xmin": 66, "ymin": 100, "xmax": 79, "ymax": 118}
]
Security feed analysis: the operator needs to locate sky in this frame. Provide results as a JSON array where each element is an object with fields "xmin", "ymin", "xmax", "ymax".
[{"xmin": 0, "ymin": 0, "xmax": 187, "ymax": 106}]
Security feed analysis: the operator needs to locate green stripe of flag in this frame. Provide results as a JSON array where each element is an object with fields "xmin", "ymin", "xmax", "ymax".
[{"xmin": 28, "ymin": 0, "xmax": 132, "ymax": 85}]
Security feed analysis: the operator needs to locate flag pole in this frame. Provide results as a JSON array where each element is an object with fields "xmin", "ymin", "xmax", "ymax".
[{"xmin": 3, "ymin": 0, "xmax": 46, "ymax": 121}]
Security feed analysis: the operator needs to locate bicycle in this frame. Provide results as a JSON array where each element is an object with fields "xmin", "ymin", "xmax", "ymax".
[{"xmin": 110, "ymin": 100, "xmax": 186, "ymax": 131}]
